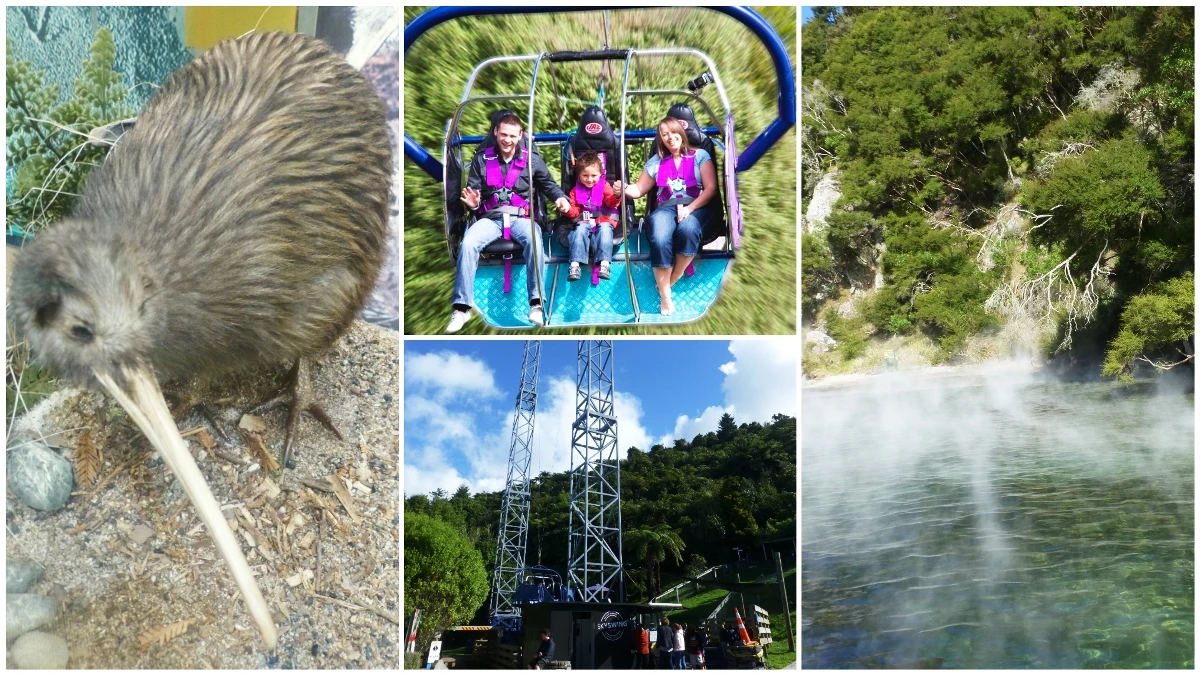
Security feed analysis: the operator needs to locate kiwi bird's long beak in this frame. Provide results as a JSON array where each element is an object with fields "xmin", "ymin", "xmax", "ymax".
[{"xmin": 94, "ymin": 364, "xmax": 278, "ymax": 649}]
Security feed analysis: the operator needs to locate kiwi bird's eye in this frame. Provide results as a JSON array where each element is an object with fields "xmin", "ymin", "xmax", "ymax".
[{"xmin": 70, "ymin": 325, "xmax": 94, "ymax": 344}]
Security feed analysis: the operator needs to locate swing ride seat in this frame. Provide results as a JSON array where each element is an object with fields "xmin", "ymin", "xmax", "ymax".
[{"xmin": 406, "ymin": 6, "xmax": 796, "ymax": 330}]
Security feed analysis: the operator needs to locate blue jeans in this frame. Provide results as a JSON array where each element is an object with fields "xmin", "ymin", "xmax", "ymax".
[
  {"xmin": 567, "ymin": 222, "xmax": 614, "ymax": 264},
  {"xmin": 452, "ymin": 217, "xmax": 545, "ymax": 308},
  {"xmin": 647, "ymin": 205, "xmax": 708, "ymax": 268},
  {"xmin": 672, "ymin": 651, "xmax": 686, "ymax": 669}
]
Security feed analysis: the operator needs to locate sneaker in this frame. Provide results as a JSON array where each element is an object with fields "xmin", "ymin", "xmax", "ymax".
[
  {"xmin": 446, "ymin": 308, "xmax": 472, "ymax": 333},
  {"xmin": 568, "ymin": 262, "xmax": 582, "ymax": 282},
  {"xmin": 598, "ymin": 261, "xmax": 611, "ymax": 280},
  {"xmin": 528, "ymin": 305, "xmax": 545, "ymax": 327}
]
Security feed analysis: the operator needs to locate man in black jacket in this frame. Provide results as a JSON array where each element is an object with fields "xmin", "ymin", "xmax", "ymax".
[
  {"xmin": 529, "ymin": 628, "xmax": 556, "ymax": 669},
  {"xmin": 448, "ymin": 114, "xmax": 571, "ymax": 332}
]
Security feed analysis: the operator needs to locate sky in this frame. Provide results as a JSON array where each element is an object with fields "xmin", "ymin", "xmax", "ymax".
[
  {"xmin": 404, "ymin": 339, "xmax": 797, "ymax": 497},
  {"xmin": 802, "ymin": 7, "xmax": 814, "ymax": 24}
]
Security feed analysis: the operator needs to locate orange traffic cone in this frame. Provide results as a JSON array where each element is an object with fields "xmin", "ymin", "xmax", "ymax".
[{"xmin": 733, "ymin": 607, "xmax": 752, "ymax": 644}]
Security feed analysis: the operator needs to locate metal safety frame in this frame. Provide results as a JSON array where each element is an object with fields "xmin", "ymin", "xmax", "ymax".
[
  {"xmin": 566, "ymin": 340, "xmax": 624, "ymax": 602},
  {"xmin": 489, "ymin": 340, "xmax": 542, "ymax": 630}
]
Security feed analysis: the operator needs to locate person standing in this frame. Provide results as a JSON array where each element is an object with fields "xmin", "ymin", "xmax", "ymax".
[
  {"xmin": 657, "ymin": 617, "xmax": 674, "ymax": 669},
  {"xmin": 672, "ymin": 623, "xmax": 687, "ymax": 669},
  {"xmin": 631, "ymin": 621, "xmax": 651, "ymax": 669}
]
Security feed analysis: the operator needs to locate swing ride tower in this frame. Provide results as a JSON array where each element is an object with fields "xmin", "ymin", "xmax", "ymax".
[
  {"xmin": 567, "ymin": 340, "xmax": 625, "ymax": 603},
  {"xmin": 490, "ymin": 340, "xmax": 541, "ymax": 631}
]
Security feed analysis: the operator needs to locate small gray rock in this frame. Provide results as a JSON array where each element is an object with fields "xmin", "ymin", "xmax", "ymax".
[
  {"xmin": 6, "ymin": 594, "xmax": 58, "ymax": 641},
  {"xmin": 7, "ymin": 443, "xmax": 74, "ymax": 512},
  {"xmin": 6, "ymin": 560, "xmax": 45, "ymax": 594},
  {"xmin": 10, "ymin": 631, "xmax": 69, "ymax": 669},
  {"xmin": 129, "ymin": 525, "xmax": 154, "ymax": 546}
]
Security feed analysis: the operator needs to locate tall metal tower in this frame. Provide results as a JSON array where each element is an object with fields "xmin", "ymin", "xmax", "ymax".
[
  {"xmin": 490, "ymin": 340, "xmax": 541, "ymax": 630},
  {"xmin": 567, "ymin": 340, "xmax": 625, "ymax": 602}
]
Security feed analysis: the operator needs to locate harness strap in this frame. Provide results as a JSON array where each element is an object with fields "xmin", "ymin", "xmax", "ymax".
[{"xmin": 502, "ymin": 214, "xmax": 513, "ymax": 294}]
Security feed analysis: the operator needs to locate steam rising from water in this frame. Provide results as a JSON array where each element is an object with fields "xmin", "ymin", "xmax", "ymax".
[{"xmin": 802, "ymin": 366, "xmax": 1194, "ymax": 668}]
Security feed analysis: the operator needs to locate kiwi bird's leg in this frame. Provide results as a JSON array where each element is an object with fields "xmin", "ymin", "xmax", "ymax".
[
  {"xmin": 95, "ymin": 364, "xmax": 278, "ymax": 649},
  {"xmin": 251, "ymin": 358, "xmax": 343, "ymax": 469}
]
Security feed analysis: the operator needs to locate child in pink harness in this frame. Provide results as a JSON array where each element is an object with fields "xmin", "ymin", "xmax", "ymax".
[{"xmin": 559, "ymin": 152, "xmax": 624, "ymax": 283}]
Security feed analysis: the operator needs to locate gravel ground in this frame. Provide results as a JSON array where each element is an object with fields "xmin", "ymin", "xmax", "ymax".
[{"xmin": 6, "ymin": 321, "xmax": 399, "ymax": 669}]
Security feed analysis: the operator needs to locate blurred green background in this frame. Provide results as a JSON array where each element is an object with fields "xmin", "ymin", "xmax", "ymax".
[{"xmin": 402, "ymin": 7, "xmax": 797, "ymax": 334}]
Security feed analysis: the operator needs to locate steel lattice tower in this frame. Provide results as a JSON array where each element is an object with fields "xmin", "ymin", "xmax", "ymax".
[
  {"xmin": 567, "ymin": 340, "xmax": 625, "ymax": 602},
  {"xmin": 490, "ymin": 340, "xmax": 541, "ymax": 630}
]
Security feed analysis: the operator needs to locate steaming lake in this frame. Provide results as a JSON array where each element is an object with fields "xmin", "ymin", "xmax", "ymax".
[{"xmin": 802, "ymin": 368, "xmax": 1194, "ymax": 668}]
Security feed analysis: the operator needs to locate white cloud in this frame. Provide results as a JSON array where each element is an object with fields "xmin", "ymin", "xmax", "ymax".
[
  {"xmin": 723, "ymin": 339, "xmax": 797, "ymax": 422},
  {"xmin": 405, "ymin": 351, "xmax": 501, "ymax": 401},
  {"xmin": 662, "ymin": 339, "xmax": 796, "ymax": 444},
  {"xmin": 405, "ymin": 364, "xmax": 654, "ymax": 497}
]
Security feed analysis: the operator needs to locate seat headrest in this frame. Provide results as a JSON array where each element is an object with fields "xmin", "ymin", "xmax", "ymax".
[
  {"xmin": 574, "ymin": 105, "xmax": 618, "ymax": 148},
  {"xmin": 666, "ymin": 103, "xmax": 705, "ymax": 146}
]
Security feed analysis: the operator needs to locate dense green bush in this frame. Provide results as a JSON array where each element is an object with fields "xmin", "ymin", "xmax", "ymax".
[
  {"xmin": 404, "ymin": 513, "xmax": 490, "ymax": 649},
  {"xmin": 803, "ymin": 7, "xmax": 1193, "ymax": 372},
  {"xmin": 1102, "ymin": 272, "xmax": 1194, "ymax": 381}
]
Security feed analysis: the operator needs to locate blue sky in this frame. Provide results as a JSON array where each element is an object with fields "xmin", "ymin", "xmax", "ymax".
[
  {"xmin": 404, "ymin": 339, "xmax": 796, "ymax": 496},
  {"xmin": 802, "ymin": 7, "xmax": 814, "ymax": 24}
]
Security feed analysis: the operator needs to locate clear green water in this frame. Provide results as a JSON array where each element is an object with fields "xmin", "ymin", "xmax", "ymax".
[{"xmin": 802, "ymin": 372, "xmax": 1194, "ymax": 668}]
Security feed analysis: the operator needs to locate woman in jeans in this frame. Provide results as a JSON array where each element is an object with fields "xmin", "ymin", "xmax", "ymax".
[{"xmin": 625, "ymin": 118, "xmax": 718, "ymax": 316}]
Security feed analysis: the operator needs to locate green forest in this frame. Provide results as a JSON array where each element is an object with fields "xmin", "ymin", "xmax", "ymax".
[
  {"xmin": 404, "ymin": 413, "xmax": 796, "ymax": 643},
  {"xmin": 403, "ymin": 7, "xmax": 797, "ymax": 334},
  {"xmin": 801, "ymin": 7, "xmax": 1194, "ymax": 380}
]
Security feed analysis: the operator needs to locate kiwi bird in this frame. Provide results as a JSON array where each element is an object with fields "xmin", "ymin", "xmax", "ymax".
[{"xmin": 9, "ymin": 31, "xmax": 392, "ymax": 648}]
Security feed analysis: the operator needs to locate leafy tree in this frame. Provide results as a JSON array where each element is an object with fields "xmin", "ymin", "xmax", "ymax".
[
  {"xmin": 404, "ymin": 513, "xmax": 489, "ymax": 649},
  {"xmin": 717, "ymin": 413, "xmax": 737, "ymax": 441},
  {"xmin": 624, "ymin": 524, "xmax": 686, "ymax": 601},
  {"xmin": 1102, "ymin": 272, "xmax": 1194, "ymax": 381}
]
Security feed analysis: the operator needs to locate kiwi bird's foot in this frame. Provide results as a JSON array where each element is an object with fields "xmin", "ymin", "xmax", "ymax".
[
  {"xmin": 250, "ymin": 358, "xmax": 343, "ymax": 469},
  {"xmin": 167, "ymin": 389, "xmax": 231, "ymax": 444}
]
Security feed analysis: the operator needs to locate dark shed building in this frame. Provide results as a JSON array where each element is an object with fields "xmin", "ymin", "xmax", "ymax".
[{"xmin": 522, "ymin": 602, "xmax": 662, "ymax": 670}]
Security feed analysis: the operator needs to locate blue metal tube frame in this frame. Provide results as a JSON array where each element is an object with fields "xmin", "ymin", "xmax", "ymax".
[
  {"xmin": 404, "ymin": 6, "xmax": 794, "ymax": 180},
  {"xmin": 456, "ymin": 127, "xmax": 721, "ymax": 146}
]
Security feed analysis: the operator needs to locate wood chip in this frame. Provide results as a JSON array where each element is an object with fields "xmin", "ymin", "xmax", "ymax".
[
  {"xmin": 297, "ymin": 531, "xmax": 317, "ymax": 550},
  {"xmin": 137, "ymin": 619, "xmax": 194, "ymax": 651},
  {"xmin": 240, "ymin": 429, "xmax": 279, "ymax": 473},
  {"xmin": 285, "ymin": 512, "xmax": 306, "ymax": 536},
  {"xmin": 286, "ymin": 570, "xmax": 313, "ymax": 587},
  {"xmin": 238, "ymin": 414, "xmax": 268, "ymax": 433},
  {"xmin": 194, "ymin": 429, "xmax": 218, "ymax": 459},
  {"xmin": 254, "ymin": 476, "xmax": 281, "ymax": 501},
  {"xmin": 212, "ymin": 445, "xmax": 248, "ymax": 466},
  {"xmin": 327, "ymin": 474, "xmax": 360, "ymax": 523},
  {"xmin": 300, "ymin": 478, "xmax": 335, "ymax": 493}
]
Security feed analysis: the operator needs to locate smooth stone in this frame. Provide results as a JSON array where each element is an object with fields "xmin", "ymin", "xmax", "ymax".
[
  {"xmin": 6, "ymin": 594, "xmax": 58, "ymax": 641},
  {"xmin": 129, "ymin": 525, "xmax": 154, "ymax": 546},
  {"xmin": 7, "ymin": 443, "xmax": 74, "ymax": 512},
  {"xmin": 6, "ymin": 560, "xmax": 45, "ymax": 593},
  {"xmin": 10, "ymin": 631, "xmax": 69, "ymax": 669}
]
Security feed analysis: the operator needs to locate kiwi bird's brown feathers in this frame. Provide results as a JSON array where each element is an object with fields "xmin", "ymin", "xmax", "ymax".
[{"xmin": 10, "ymin": 31, "xmax": 391, "ymax": 386}]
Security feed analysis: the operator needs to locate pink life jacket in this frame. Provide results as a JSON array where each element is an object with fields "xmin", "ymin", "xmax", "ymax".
[
  {"xmin": 655, "ymin": 151, "xmax": 702, "ymax": 207},
  {"xmin": 480, "ymin": 146, "xmax": 531, "ymax": 215}
]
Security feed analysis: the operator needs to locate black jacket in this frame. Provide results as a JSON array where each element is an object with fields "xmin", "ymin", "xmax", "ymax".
[
  {"xmin": 538, "ymin": 637, "xmax": 556, "ymax": 660},
  {"xmin": 467, "ymin": 146, "xmax": 565, "ymax": 222}
]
